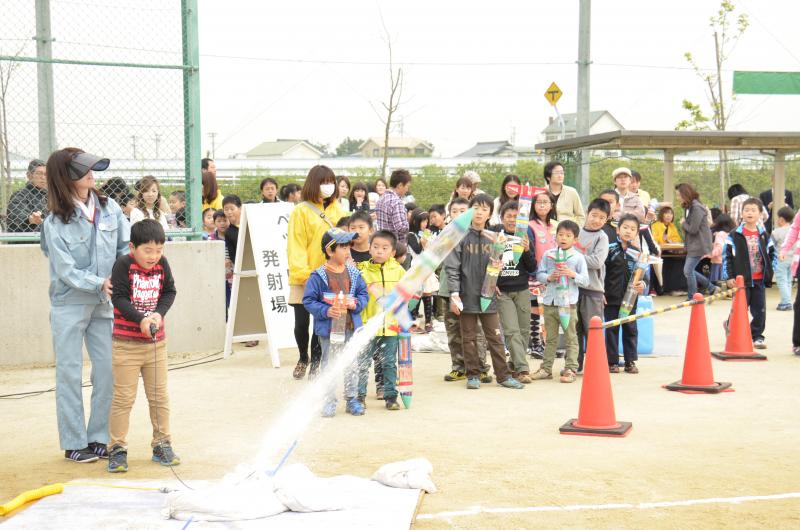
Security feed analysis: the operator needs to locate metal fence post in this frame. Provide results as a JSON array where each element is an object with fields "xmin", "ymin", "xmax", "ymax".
[
  {"xmin": 182, "ymin": 0, "xmax": 202, "ymax": 237},
  {"xmin": 35, "ymin": 0, "xmax": 57, "ymax": 160}
]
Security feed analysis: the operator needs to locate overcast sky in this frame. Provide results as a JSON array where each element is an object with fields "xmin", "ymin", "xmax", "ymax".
[{"xmin": 195, "ymin": 0, "xmax": 800, "ymax": 158}]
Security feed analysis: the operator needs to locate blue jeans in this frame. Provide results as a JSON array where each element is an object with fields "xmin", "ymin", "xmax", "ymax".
[
  {"xmin": 51, "ymin": 302, "xmax": 113, "ymax": 450},
  {"xmin": 684, "ymin": 255, "xmax": 712, "ymax": 298},
  {"xmin": 359, "ymin": 337, "xmax": 399, "ymax": 399},
  {"xmin": 318, "ymin": 331, "xmax": 357, "ymax": 406},
  {"xmin": 775, "ymin": 260, "xmax": 793, "ymax": 306}
]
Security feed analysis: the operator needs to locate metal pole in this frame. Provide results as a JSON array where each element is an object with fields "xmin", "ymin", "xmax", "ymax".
[
  {"xmin": 182, "ymin": 0, "xmax": 202, "ymax": 238},
  {"xmin": 35, "ymin": 0, "xmax": 56, "ymax": 160},
  {"xmin": 663, "ymin": 149, "xmax": 675, "ymax": 204},
  {"xmin": 773, "ymin": 150, "xmax": 786, "ymax": 222},
  {"xmin": 576, "ymin": 0, "xmax": 591, "ymax": 206}
]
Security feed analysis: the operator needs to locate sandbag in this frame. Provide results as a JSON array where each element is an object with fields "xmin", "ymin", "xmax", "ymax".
[{"xmin": 371, "ymin": 458, "xmax": 437, "ymax": 493}]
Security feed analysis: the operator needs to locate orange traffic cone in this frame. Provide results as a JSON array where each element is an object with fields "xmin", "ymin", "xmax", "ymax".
[
  {"xmin": 560, "ymin": 316, "xmax": 632, "ymax": 437},
  {"xmin": 712, "ymin": 275, "xmax": 767, "ymax": 361},
  {"xmin": 665, "ymin": 293, "xmax": 732, "ymax": 393}
]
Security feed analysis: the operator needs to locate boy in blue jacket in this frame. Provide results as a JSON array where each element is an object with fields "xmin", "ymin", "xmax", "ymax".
[{"xmin": 303, "ymin": 228, "xmax": 369, "ymax": 417}]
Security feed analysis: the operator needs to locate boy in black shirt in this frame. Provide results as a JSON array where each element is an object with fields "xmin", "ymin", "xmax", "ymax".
[
  {"xmin": 348, "ymin": 210, "xmax": 373, "ymax": 264},
  {"xmin": 108, "ymin": 220, "xmax": 178, "ymax": 473}
]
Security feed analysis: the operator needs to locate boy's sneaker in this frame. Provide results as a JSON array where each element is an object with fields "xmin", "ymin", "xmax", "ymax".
[
  {"xmin": 424, "ymin": 322, "xmax": 433, "ymax": 333},
  {"xmin": 152, "ymin": 443, "xmax": 181, "ymax": 466},
  {"xmin": 531, "ymin": 368, "xmax": 552, "ymax": 380},
  {"xmin": 321, "ymin": 402, "xmax": 337, "ymax": 417},
  {"xmin": 385, "ymin": 397, "xmax": 401, "ymax": 410},
  {"xmin": 444, "ymin": 370, "xmax": 465, "ymax": 382},
  {"xmin": 559, "ymin": 369, "xmax": 577, "ymax": 383},
  {"xmin": 777, "ymin": 303, "xmax": 792, "ymax": 311},
  {"xmin": 107, "ymin": 446, "xmax": 128, "ymax": 473},
  {"xmin": 529, "ymin": 345, "xmax": 544, "ymax": 360},
  {"xmin": 308, "ymin": 361, "xmax": 321, "ymax": 381},
  {"xmin": 498, "ymin": 377, "xmax": 524, "ymax": 389},
  {"xmin": 753, "ymin": 338, "xmax": 766, "ymax": 349},
  {"xmin": 346, "ymin": 398, "xmax": 365, "ymax": 416},
  {"xmin": 376, "ymin": 388, "xmax": 385, "ymax": 400},
  {"xmin": 793, "ymin": 346, "xmax": 800, "ymax": 356},
  {"xmin": 466, "ymin": 377, "xmax": 481, "ymax": 390},
  {"xmin": 479, "ymin": 372, "xmax": 493, "ymax": 384},
  {"xmin": 609, "ymin": 364, "xmax": 620, "ymax": 373},
  {"xmin": 88, "ymin": 441, "xmax": 109, "ymax": 459},
  {"xmin": 624, "ymin": 362, "xmax": 639, "ymax": 374},
  {"xmin": 517, "ymin": 371, "xmax": 533, "ymax": 384},
  {"xmin": 64, "ymin": 448, "xmax": 98, "ymax": 463}
]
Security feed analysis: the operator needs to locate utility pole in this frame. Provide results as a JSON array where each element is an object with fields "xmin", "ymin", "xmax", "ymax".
[
  {"xmin": 208, "ymin": 131, "xmax": 216, "ymax": 159},
  {"xmin": 131, "ymin": 135, "xmax": 138, "ymax": 159},
  {"xmin": 576, "ymin": 0, "xmax": 591, "ymax": 206},
  {"xmin": 153, "ymin": 133, "xmax": 161, "ymax": 159},
  {"xmin": 35, "ymin": 0, "xmax": 56, "ymax": 160}
]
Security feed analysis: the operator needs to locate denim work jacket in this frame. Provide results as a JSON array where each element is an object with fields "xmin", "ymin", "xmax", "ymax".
[{"xmin": 41, "ymin": 197, "xmax": 130, "ymax": 306}]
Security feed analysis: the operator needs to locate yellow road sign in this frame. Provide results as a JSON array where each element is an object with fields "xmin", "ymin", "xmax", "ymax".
[{"xmin": 544, "ymin": 82, "xmax": 562, "ymax": 106}]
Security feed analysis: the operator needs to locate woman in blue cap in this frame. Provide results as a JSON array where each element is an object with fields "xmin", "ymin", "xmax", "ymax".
[{"xmin": 41, "ymin": 147, "xmax": 130, "ymax": 463}]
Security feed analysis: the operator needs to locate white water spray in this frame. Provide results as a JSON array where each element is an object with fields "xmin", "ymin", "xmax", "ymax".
[{"xmin": 253, "ymin": 311, "xmax": 388, "ymax": 471}]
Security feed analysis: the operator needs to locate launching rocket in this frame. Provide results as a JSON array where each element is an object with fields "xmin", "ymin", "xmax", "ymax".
[{"xmin": 375, "ymin": 208, "xmax": 475, "ymax": 331}]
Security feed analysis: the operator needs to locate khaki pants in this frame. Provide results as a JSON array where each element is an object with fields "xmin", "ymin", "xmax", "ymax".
[
  {"xmin": 497, "ymin": 289, "xmax": 531, "ymax": 373},
  {"xmin": 109, "ymin": 339, "xmax": 170, "ymax": 450},
  {"xmin": 541, "ymin": 305, "xmax": 579, "ymax": 374}
]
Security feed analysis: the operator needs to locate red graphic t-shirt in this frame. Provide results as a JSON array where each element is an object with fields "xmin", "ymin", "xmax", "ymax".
[{"xmin": 742, "ymin": 227, "xmax": 763, "ymax": 280}]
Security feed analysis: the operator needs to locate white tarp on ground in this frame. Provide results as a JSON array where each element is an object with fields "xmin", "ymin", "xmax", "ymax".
[{"xmin": 2, "ymin": 462, "xmax": 427, "ymax": 530}]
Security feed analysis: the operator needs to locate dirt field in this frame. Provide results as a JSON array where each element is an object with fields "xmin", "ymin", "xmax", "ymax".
[{"xmin": 2, "ymin": 289, "xmax": 800, "ymax": 528}]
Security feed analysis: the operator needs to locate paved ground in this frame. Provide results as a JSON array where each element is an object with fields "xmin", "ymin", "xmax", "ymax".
[{"xmin": 2, "ymin": 288, "xmax": 799, "ymax": 528}]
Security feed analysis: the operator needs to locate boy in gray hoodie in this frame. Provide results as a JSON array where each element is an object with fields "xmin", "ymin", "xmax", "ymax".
[{"xmin": 575, "ymin": 198, "xmax": 611, "ymax": 372}]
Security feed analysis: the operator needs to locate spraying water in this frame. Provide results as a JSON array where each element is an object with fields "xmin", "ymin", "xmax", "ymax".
[{"xmin": 253, "ymin": 311, "xmax": 387, "ymax": 471}]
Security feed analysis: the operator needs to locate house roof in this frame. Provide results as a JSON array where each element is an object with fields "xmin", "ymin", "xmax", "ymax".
[
  {"xmin": 360, "ymin": 137, "xmax": 433, "ymax": 150},
  {"xmin": 456, "ymin": 141, "xmax": 512, "ymax": 158},
  {"xmin": 540, "ymin": 110, "xmax": 620, "ymax": 134},
  {"xmin": 535, "ymin": 130, "xmax": 800, "ymax": 154},
  {"xmin": 245, "ymin": 139, "xmax": 322, "ymax": 157}
]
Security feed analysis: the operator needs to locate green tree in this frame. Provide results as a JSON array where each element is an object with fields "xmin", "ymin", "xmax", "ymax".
[{"xmin": 335, "ymin": 137, "xmax": 364, "ymax": 157}]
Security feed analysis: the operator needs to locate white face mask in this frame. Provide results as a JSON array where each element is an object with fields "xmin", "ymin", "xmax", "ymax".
[{"xmin": 320, "ymin": 184, "xmax": 335, "ymax": 198}]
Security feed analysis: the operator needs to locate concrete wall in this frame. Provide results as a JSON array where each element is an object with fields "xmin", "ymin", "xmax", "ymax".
[{"xmin": 0, "ymin": 241, "xmax": 226, "ymax": 367}]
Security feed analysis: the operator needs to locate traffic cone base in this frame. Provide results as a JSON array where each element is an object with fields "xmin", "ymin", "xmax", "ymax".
[
  {"xmin": 711, "ymin": 351, "xmax": 767, "ymax": 361},
  {"xmin": 559, "ymin": 419, "xmax": 632, "ymax": 437},
  {"xmin": 664, "ymin": 381, "xmax": 732, "ymax": 394}
]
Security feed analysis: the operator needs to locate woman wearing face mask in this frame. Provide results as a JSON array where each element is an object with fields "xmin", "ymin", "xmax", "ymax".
[{"xmin": 287, "ymin": 165, "xmax": 347, "ymax": 380}]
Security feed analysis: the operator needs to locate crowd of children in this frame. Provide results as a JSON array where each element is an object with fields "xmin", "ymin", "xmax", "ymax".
[{"xmin": 94, "ymin": 166, "xmax": 797, "ymax": 419}]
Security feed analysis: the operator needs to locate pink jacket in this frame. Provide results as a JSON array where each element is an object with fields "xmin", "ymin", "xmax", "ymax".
[
  {"xmin": 710, "ymin": 231, "xmax": 727, "ymax": 264},
  {"xmin": 782, "ymin": 213, "xmax": 800, "ymax": 275},
  {"xmin": 529, "ymin": 218, "xmax": 556, "ymax": 266}
]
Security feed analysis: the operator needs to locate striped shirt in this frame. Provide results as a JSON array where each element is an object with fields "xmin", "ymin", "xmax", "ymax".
[{"xmin": 111, "ymin": 255, "xmax": 177, "ymax": 342}]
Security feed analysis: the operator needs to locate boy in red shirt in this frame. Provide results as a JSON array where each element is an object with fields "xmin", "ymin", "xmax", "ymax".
[
  {"xmin": 723, "ymin": 198, "xmax": 777, "ymax": 349},
  {"xmin": 108, "ymin": 219, "xmax": 177, "ymax": 472}
]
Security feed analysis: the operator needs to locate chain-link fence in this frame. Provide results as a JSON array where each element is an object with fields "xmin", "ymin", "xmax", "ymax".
[{"xmin": 0, "ymin": 0, "xmax": 200, "ymax": 241}]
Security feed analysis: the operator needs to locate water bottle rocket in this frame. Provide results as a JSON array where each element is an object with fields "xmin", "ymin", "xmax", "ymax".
[
  {"xmin": 480, "ymin": 232, "xmax": 506, "ymax": 311},
  {"xmin": 555, "ymin": 247, "xmax": 571, "ymax": 331},
  {"xmin": 619, "ymin": 251, "xmax": 649, "ymax": 318}
]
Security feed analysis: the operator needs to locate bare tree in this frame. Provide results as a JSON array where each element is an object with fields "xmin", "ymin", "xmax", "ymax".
[
  {"xmin": 677, "ymin": 0, "xmax": 749, "ymax": 206},
  {"xmin": 373, "ymin": 9, "xmax": 403, "ymax": 178},
  {"xmin": 0, "ymin": 45, "xmax": 25, "ymax": 221}
]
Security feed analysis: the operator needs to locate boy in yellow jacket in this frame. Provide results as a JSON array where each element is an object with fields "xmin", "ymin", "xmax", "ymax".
[{"xmin": 358, "ymin": 230, "xmax": 406, "ymax": 410}]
